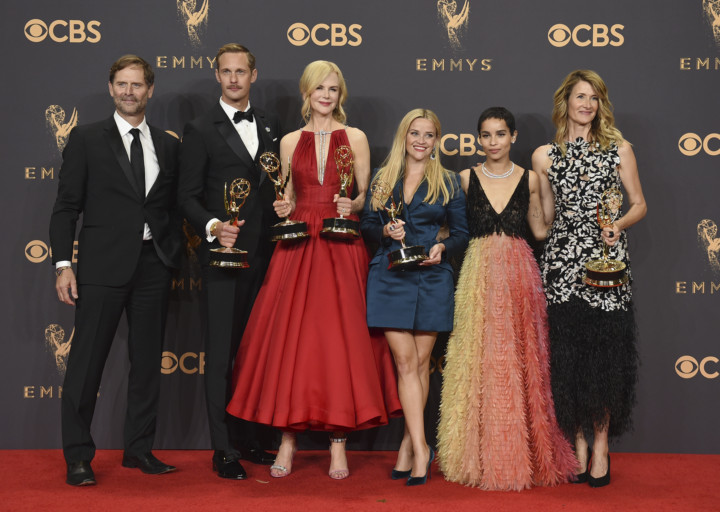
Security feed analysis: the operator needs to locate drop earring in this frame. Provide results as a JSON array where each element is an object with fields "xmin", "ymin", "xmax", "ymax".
[{"xmin": 430, "ymin": 146, "xmax": 437, "ymax": 160}]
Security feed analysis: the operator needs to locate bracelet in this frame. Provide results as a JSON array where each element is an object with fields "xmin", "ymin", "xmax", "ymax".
[{"xmin": 55, "ymin": 266, "xmax": 71, "ymax": 277}]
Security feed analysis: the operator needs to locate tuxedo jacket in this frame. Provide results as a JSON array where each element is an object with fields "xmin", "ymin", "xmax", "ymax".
[
  {"xmin": 49, "ymin": 116, "xmax": 182, "ymax": 286},
  {"xmin": 178, "ymin": 103, "xmax": 281, "ymax": 266}
]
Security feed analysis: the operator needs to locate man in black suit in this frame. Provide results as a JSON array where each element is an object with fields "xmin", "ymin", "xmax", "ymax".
[
  {"xmin": 178, "ymin": 43, "xmax": 280, "ymax": 479},
  {"xmin": 50, "ymin": 55, "xmax": 181, "ymax": 486}
]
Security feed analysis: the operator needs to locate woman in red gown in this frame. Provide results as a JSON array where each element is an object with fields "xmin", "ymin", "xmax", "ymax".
[{"xmin": 226, "ymin": 60, "xmax": 401, "ymax": 480}]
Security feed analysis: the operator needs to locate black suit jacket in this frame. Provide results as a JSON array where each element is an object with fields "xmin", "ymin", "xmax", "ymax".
[
  {"xmin": 49, "ymin": 116, "xmax": 181, "ymax": 286},
  {"xmin": 178, "ymin": 103, "xmax": 281, "ymax": 265}
]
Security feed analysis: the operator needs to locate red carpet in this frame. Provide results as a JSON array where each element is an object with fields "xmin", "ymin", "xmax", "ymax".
[{"xmin": 2, "ymin": 450, "xmax": 718, "ymax": 511}]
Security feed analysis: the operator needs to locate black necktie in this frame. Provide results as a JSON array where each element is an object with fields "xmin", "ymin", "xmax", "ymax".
[
  {"xmin": 233, "ymin": 107, "xmax": 254, "ymax": 123},
  {"xmin": 129, "ymin": 128, "xmax": 145, "ymax": 197}
]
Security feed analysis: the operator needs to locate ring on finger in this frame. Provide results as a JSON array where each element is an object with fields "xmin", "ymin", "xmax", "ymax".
[{"xmin": 389, "ymin": 225, "xmax": 395, "ymax": 231}]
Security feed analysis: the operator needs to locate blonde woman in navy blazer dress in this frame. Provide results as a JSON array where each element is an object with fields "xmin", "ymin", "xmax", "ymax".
[{"xmin": 361, "ymin": 108, "xmax": 468, "ymax": 486}]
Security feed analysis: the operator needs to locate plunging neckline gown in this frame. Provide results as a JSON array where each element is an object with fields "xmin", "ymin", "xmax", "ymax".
[{"xmin": 226, "ymin": 129, "xmax": 401, "ymax": 431}]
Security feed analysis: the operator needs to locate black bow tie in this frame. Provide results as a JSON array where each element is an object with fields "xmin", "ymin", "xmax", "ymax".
[{"xmin": 233, "ymin": 108, "xmax": 254, "ymax": 123}]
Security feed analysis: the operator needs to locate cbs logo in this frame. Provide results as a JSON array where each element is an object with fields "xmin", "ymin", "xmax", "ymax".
[
  {"xmin": 24, "ymin": 19, "xmax": 101, "ymax": 43},
  {"xmin": 287, "ymin": 23, "xmax": 362, "ymax": 47},
  {"xmin": 161, "ymin": 351, "xmax": 205, "ymax": 375},
  {"xmin": 26, "ymin": 240, "xmax": 51, "ymax": 263},
  {"xmin": 678, "ymin": 133, "xmax": 720, "ymax": 156},
  {"xmin": 547, "ymin": 23, "xmax": 624, "ymax": 47},
  {"xmin": 26, "ymin": 240, "xmax": 78, "ymax": 263},
  {"xmin": 440, "ymin": 133, "xmax": 486, "ymax": 157},
  {"xmin": 675, "ymin": 355, "xmax": 719, "ymax": 379}
]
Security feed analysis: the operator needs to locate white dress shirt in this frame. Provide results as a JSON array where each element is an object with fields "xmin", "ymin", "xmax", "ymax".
[
  {"xmin": 114, "ymin": 112, "xmax": 160, "ymax": 241},
  {"xmin": 205, "ymin": 99, "xmax": 259, "ymax": 241}
]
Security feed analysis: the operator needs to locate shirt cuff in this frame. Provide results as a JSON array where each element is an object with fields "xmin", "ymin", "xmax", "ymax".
[
  {"xmin": 55, "ymin": 261, "xmax": 72, "ymax": 270},
  {"xmin": 206, "ymin": 218, "xmax": 220, "ymax": 242}
]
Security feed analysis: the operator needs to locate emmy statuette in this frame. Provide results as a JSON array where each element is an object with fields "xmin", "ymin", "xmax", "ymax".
[
  {"xmin": 209, "ymin": 178, "xmax": 251, "ymax": 268},
  {"xmin": 320, "ymin": 145, "xmax": 361, "ymax": 240},
  {"xmin": 584, "ymin": 187, "xmax": 628, "ymax": 287},
  {"xmin": 370, "ymin": 180, "xmax": 428, "ymax": 270},
  {"xmin": 259, "ymin": 152, "xmax": 309, "ymax": 242}
]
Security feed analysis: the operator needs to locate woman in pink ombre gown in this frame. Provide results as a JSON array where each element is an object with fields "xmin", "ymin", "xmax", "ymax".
[{"xmin": 437, "ymin": 107, "xmax": 576, "ymax": 490}]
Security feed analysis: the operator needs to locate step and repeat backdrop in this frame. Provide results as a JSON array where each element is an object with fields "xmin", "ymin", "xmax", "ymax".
[{"xmin": 1, "ymin": 0, "xmax": 718, "ymax": 453}]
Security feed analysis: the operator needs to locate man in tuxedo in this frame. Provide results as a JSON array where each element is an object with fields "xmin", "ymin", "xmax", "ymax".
[
  {"xmin": 50, "ymin": 55, "xmax": 181, "ymax": 486},
  {"xmin": 178, "ymin": 43, "xmax": 280, "ymax": 479}
]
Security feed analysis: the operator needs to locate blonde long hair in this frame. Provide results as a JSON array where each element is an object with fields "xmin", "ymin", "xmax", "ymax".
[
  {"xmin": 370, "ymin": 108, "xmax": 455, "ymax": 211},
  {"xmin": 552, "ymin": 69, "xmax": 624, "ymax": 156},
  {"xmin": 299, "ymin": 60, "xmax": 348, "ymax": 124}
]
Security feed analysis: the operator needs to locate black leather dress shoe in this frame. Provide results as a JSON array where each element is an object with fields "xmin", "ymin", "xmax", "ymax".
[
  {"xmin": 66, "ymin": 461, "xmax": 96, "ymax": 486},
  {"xmin": 213, "ymin": 453, "xmax": 247, "ymax": 480},
  {"xmin": 122, "ymin": 452, "xmax": 177, "ymax": 474},
  {"xmin": 238, "ymin": 447, "xmax": 275, "ymax": 465}
]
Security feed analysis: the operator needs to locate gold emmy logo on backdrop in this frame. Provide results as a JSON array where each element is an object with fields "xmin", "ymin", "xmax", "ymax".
[
  {"xmin": 704, "ymin": 0, "xmax": 720, "ymax": 46},
  {"xmin": 417, "ymin": 2, "xmax": 492, "ymax": 73},
  {"xmin": 45, "ymin": 324, "xmax": 73, "ymax": 375},
  {"xmin": 182, "ymin": 219, "xmax": 202, "ymax": 265},
  {"xmin": 437, "ymin": 0, "xmax": 469, "ymax": 50},
  {"xmin": 45, "ymin": 105, "xmax": 78, "ymax": 151},
  {"xmin": 176, "ymin": 0, "xmax": 209, "ymax": 46},
  {"xmin": 698, "ymin": 219, "xmax": 720, "ymax": 274}
]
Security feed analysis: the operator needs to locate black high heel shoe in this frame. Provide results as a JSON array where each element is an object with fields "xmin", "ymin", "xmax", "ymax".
[
  {"xmin": 406, "ymin": 447, "xmax": 434, "ymax": 486},
  {"xmin": 588, "ymin": 453, "xmax": 610, "ymax": 488},
  {"xmin": 391, "ymin": 468, "xmax": 412, "ymax": 480},
  {"xmin": 573, "ymin": 447, "xmax": 592, "ymax": 484}
]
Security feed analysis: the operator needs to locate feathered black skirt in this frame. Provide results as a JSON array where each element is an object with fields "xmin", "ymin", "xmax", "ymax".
[{"xmin": 547, "ymin": 296, "xmax": 638, "ymax": 439}]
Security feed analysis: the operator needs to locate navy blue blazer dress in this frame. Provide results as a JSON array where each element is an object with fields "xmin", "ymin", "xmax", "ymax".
[{"xmin": 362, "ymin": 172, "xmax": 469, "ymax": 332}]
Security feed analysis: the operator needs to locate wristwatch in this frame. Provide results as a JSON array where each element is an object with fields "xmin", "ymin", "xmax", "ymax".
[
  {"xmin": 210, "ymin": 220, "xmax": 221, "ymax": 237},
  {"xmin": 56, "ymin": 266, "xmax": 71, "ymax": 277}
]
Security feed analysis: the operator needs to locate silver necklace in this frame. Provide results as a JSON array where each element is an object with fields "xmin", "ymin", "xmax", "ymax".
[
  {"xmin": 481, "ymin": 162, "xmax": 514, "ymax": 179},
  {"xmin": 315, "ymin": 130, "xmax": 331, "ymax": 185}
]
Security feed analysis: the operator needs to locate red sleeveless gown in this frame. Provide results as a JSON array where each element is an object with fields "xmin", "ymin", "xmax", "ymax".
[{"xmin": 226, "ymin": 129, "xmax": 401, "ymax": 431}]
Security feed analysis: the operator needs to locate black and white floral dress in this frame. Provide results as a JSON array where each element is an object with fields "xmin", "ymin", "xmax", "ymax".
[{"xmin": 540, "ymin": 138, "xmax": 638, "ymax": 439}]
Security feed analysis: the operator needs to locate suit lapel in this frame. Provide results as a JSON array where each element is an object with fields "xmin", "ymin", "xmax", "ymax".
[
  {"xmin": 146, "ymin": 125, "xmax": 166, "ymax": 199},
  {"xmin": 392, "ymin": 179, "xmax": 406, "ymax": 214},
  {"xmin": 213, "ymin": 104, "xmax": 254, "ymax": 171},
  {"xmin": 406, "ymin": 179, "xmax": 428, "ymax": 212},
  {"xmin": 255, "ymin": 110, "xmax": 274, "ymax": 186},
  {"xmin": 104, "ymin": 117, "xmax": 143, "ymax": 199}
]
